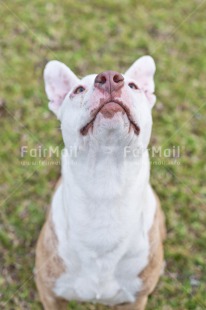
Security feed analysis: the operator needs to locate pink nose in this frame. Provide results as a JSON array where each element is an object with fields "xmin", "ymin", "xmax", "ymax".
[{"xmin": 94, "ymin": 71, "xmax": 124, "ymax": 93}]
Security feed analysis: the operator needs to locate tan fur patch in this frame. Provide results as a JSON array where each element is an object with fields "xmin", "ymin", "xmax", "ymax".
[
  {"xmin": 138, "ymin": 200, "xmax": 165, "ymax": 296},
  {"xmin": 35, "ymin": 210, "xmax": 66, "ymax": 309}
]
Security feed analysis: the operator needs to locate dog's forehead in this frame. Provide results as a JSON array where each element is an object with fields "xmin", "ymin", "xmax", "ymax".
[{"xmin": 81, "ymin": 74, "xmax": 97, "ymax": 85}]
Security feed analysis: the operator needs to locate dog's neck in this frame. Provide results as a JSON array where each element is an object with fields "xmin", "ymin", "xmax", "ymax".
[
  {"xmin": 55, "ymin": 143, "xmax": 155, "ymax": 261},
  {"xmin": 61, "ymin": 143, "xmax": 150, "ymax": 213}
]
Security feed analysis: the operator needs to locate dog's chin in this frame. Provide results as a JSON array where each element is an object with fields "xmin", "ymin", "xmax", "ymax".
[
  {"xmin": 80, "ymin": 102, "xmax": 140, "ymax": 139},
  {"xmin": 92, "ymin": 112, "xmax": 132, "ymax": 143}
]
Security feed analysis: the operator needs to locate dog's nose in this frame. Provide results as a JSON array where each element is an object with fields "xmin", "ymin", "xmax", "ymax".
[{"xmin": 94, "ymin": 71, "xmax": 124, "ymax": 93}]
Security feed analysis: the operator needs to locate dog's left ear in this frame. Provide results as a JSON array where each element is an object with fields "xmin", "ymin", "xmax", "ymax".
[{"xmin": 125, "ymin": 56, "xmax": 156, "ymax": 107}]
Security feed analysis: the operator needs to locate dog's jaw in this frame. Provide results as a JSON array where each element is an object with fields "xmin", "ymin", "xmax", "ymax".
[{"xmin": 80, "ymin": 99, "xmax": 140, "ymax": 137}]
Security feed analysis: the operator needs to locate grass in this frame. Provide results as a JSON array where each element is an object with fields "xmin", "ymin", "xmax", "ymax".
[{"xmin": 0, "ymin": 0, "xmax": 206, "ymax": 309}]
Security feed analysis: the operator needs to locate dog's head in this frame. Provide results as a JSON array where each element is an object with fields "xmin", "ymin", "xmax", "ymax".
[{"xmin": 44, "ymin": 56, "xmax": 156, "ymax": 153}]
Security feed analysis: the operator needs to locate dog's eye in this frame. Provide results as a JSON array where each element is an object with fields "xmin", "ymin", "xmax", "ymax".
[
  {"xmin": 128, "ymin": 83, "xmax": 138, "ymax": 90},
  {"xmin": 74, "ymin": 86, "xmax": 85, "ymax": 94}
]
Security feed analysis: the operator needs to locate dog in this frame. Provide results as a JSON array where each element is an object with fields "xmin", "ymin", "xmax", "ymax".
[{"xmin": 35, "ymin": 56, "xmax": 166, "ymax": 310}]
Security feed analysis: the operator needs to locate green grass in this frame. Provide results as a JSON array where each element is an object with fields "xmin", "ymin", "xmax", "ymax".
[{"xmin": 0, "ymin": 0, "xmax": 206, "ymax": 309}]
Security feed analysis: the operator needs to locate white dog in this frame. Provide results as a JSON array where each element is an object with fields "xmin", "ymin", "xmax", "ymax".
[{"xmin": 35, "ymin": 56, "xmax": 166, "ymax": 310}]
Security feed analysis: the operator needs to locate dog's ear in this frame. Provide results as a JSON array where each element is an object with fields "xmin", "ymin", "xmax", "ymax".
[
  {"xmin": 44, "ymin": 60, "xmax": 79, "ymax": 116},
  {"xmin": 125, "ymin": 56, "xmax": 156, "ymax": 107}
]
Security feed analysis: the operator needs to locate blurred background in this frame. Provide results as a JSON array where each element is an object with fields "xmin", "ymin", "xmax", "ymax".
[{"xmin": 0, "ymin": 0, "xmax": 206, "ymax": 309}]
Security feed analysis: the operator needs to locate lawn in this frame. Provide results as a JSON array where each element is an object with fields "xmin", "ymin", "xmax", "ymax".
[{"xmin": 0, "ymin": 0, "xmax": 206, "ymax": 309}]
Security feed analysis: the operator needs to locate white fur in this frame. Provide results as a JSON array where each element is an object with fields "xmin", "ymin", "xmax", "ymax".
[
  {"xmin": 52, "ymin": 151, "xmax": 156, "ymax": 305},
  {"xmin": 44, "ymin": 56, "xmax": 157, "ymax": 306}
]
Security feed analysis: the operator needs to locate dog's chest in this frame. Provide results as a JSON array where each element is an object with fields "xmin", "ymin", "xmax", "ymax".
[{"xmin": 52, "ymin": 187, "xmax": 152, "ymax": 305}]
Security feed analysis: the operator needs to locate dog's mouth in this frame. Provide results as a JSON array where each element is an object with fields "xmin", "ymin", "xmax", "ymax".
[{"xmin": 80, "ymin": 100, "xmax": 140, "ymax": 136}]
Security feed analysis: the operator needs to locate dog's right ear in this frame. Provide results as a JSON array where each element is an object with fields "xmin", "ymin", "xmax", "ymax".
[{"xmin": 44, "ymin": 60, "xmax": 79, "ymax": 117}]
